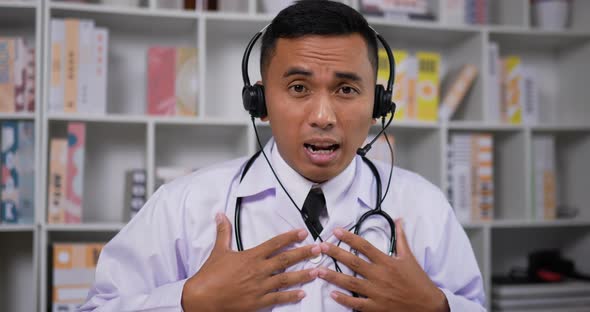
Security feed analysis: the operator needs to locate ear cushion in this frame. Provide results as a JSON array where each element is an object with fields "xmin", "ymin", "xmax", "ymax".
[
  {"xmin": 242, "ymin": 84, "xmax": 267, "ymax": 118},
  {"xmin": 373, "ymin": 85, "xmax": 394, "ymax": 119}
]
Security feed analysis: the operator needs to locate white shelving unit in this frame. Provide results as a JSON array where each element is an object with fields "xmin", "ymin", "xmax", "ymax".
[
  {"xmin": 0, "ymin": 1, "xmax": 43, "ymax": 312},
  {"xmin": 0, "ymin": 0, "xmax": 589, "ymax": 311}
]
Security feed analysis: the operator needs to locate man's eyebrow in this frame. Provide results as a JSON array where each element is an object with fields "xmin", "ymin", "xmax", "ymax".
[
  {"xmin": 283, "ymin": 67, "xmax": 312, "ymax": 78},
  {"xmin": 335, "ymin": 72, "xmax": 362, "ymax": 82}
]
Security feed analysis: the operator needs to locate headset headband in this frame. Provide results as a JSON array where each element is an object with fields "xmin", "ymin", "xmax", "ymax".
[{"xmin": 241, "ymin": 24, "xmax": 395, "ymax": 93}]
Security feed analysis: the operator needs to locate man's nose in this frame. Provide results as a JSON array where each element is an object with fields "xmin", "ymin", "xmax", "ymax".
[{"xmin": 308, "ymin": 92, "xmax": 336, "ymax": 130}]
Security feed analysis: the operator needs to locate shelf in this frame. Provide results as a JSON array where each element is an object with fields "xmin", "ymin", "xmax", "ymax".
[
  {"xmin": 530, "ymin": 124, "xmax": 590, "ymax": 132},
  {"xmin": 383, "ymin": 120, "xmax": 439, "ymax": 129},
  {"xmin": 0, "ymin": 112, "xmax": 36, "ymax": 120},
  {"xmin": 448, "ymin": 121, "xmax": 523, "ymax": 131},
  {"xmin": 491, "ymin": 219, "xmax": 590, "ymax": 228},
  {"xmin": 50, "ymin": 1, "xmax": 199, "ymax": 35},
  {"xmin": 50, "ymin": 1, "xmax": 198, "ymax": 19},
  {"xmin": 489, "ymin": 27, "xmax": 590, "ymax": 50},
  {"xmin": 368, "ymin": 17, "xmax": 483, "ymax": 34},
  {"xmin": 203, "ymin": 11, "xmax": 272, "ymax": 23},
  {"xmin": 368, "ymin": 17, "xmax": 480, "ymax": 46},
  {"xmin": 44, "ymin": 223, "xmax": 125, "ymax": 232},
  {"xmin": 0, "ymin": 2, "xmax": 37, "ymax": 27},
  {"xmin": 0, "ymin": 224, "xmax": 35, "ymax": 232},
  {"xmin": 0, "ymin": 1, "xmax": 37, "ymax": 9},
  {"xmin": 46, "ymin": 113, "xmax": 252, "ymax": 126},
  {"xmin": 152, "ymin": 116, "xmax": 247, "ymax": 126},
  {"xmin": 47, "ymin": 113, "xmax": 149, "ymax": 124}
]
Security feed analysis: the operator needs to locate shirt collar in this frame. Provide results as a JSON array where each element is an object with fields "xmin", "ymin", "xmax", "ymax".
[{"xmin": 235, "ymin": 138, "xmax": 375, "ymax": 213}]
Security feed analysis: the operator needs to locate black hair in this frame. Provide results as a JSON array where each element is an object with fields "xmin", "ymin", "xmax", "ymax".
[{"xmin": 260, "ymin": 0, "xmax": 378, "ymax": 79}]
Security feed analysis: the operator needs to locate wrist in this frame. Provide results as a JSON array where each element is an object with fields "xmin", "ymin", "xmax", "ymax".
[{"xmin": 432, "ymin": 288, "xmax": 450, "ymax": 312}]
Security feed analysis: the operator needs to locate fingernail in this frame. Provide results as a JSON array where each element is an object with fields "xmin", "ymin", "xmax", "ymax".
[
  {"xmin": 298, "ymin": 291, "xmax": 306, "ymax": 299},
  {"xmin": 318, "ymin": 267, "xmax": 328, "ymax": 278},
  {"xmin": 330, "ymin": 291, "xmax": 338, "ymax": 299},
  {"xmin": 309, "ymin": 269, "xmax": 319, "ymax": 278},
  {"xmin": 333, "ymin": 228, "xmax": 344, "ymax": 238},
  {"xmin": 320, "ymin": 243, "xmax": 329, "ymax": 252},
  {"xmin": 298, "ymin": 230, "xmax": 308, "ymax": 240},
  {"xmin": 215, "ymin": 213, "xmax": 223, "ymax": 225},
  {"xmin": 311, "ymin": 244, "xmax": 321, "ymax": 255}
]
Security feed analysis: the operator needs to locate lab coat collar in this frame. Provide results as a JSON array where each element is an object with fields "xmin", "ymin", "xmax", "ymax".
[{"xmin": 235, "ymin": 139, "xmax": 277, "ymax": 198}]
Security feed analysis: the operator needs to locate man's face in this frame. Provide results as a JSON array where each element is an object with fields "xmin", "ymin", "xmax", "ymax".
[{"xmin": 262, "ymin": 34, "xmax": 376, "ymax": 183}]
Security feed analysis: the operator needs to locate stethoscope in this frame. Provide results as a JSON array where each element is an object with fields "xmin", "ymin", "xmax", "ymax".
[{"xmin": 233, "ymin": 142, "xmax": 397, "ymax": 280}]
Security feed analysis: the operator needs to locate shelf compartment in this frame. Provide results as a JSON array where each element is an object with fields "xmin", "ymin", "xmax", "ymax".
[
  {"xmin": 371, "ymin": 24, "xmax": 485, "ymax": 122},
  {"xmin": 204, "ymin": 17, "xmax": 268, "ymax": 120},
  {"xmin": 491, "ymin": 226, "xmax": 590, "ymax": 277},
  {"xmin": 531, "ymin": 129, "xmax": 590, "ymax": 221},
  {"xmin": 448, "ymin": 129, "xmax": 527, "ymax": 221},
  {"xmin": 489, "ymin": 32, "xmax": 590, "ymax": 125},
  {"xmin": 0, "ymin": 231, "xmax": 35, "ymax": 312},
  {"xmin": 47, "ymin": 121, "xmax": 147, "ymax": 224},
  {"xmin": 154, "ymin": 123, "xmax": 250, "ymax": 187},
  {"xmin": 49, "ymin": 5, "xmax": 199, "ymax": 116}
]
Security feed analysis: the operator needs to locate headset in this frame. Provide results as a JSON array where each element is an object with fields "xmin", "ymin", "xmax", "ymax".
[{"xmin": 236, "ymin": 21, "xmax": 398, "ymax": 297}]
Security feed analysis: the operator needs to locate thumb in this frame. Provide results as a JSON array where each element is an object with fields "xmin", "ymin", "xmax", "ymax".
[
  {"xmin": 394, "ymin": 218, "xmax": 410, "ymax": 258},
  {"xmin": 213, "ymin": 213, "xmax": 232, "ymax": 254}
]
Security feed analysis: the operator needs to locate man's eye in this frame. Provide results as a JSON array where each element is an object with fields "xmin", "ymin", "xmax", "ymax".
[
  {"xmin": 290, "ymin": 85, "xmax": 306, "ymax": 93},
  {"xmin": 338, "ymin": 86, "xmax": 358, "ymax": 95}
]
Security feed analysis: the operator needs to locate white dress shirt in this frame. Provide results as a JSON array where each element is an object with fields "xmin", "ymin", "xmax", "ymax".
[{"xmin": 81, "ymin": 139, "xmax": 486, "ymax": 311}]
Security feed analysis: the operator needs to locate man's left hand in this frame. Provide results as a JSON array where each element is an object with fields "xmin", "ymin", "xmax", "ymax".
[{"xmin": 318, "ymin": 219, "xmax": 449, "ymax": 312}]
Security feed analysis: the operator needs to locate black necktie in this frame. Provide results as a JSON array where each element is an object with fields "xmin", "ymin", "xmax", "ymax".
[{"xmin": 301, "ymin": 187, "xmax": 326, "ymax": 240}]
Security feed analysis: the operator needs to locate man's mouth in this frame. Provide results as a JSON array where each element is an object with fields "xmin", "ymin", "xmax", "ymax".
[{"xmin": 304, "ymin": 143, "xmax": 340, "ymax": 154}]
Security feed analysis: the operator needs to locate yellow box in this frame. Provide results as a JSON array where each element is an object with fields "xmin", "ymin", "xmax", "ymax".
[{"xmin": 416, "ymin": 51, "xmax": 441, "ymax": 121}]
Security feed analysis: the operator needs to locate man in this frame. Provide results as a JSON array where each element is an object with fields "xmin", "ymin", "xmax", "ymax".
[{"xmin": 81, "ymin": 1, "xmax": 485, "ymax": 311}]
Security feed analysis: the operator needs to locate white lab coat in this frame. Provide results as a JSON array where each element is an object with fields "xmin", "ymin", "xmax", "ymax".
[{"xmin": 81, "ymin": 140, "xmax": 486, "ymax": 311}]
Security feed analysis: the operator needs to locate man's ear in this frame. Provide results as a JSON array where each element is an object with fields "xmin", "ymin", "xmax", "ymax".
[
  {"xmin": 255, "ymin": 80, "xmax": 269, "ymax": 121},
  {"xmin": 371, "ymin": 118, "xmax": 377, "ymax": 125}
]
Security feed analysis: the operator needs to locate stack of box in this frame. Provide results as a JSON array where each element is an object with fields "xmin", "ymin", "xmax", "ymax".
[
  {"xmin": 0, "ymin": 37, "xmax": 36, "ymax": 113},
  {"xmin": 0, "ymin": 121, "xmax": 35, "ymax": 224},
  {"xmin": 532, "ymin": 135, "xmax": 557, "ymax": 220},
  {"xmin": 124, "ymin": 169, "xmax": 146, "ymax": 220},
  {"xmin": 48, "ymin": 122, "xmax": 86, "ymax": 224},
  {"xmin": 49, "ymin": 18, "xmax": 109, "ymax": 114},
  {"xmin": 147, "ymin": 46, "xmax": 198, "ymax": 116},
  {"xmin": 440, "ymin": 0, "xmax": 488, "ymax": 25},
  {"xmin": 487, "ymin": 53, "xmax": 540, "ymax": 125},
  {"xmin": 448, "ymin": 133, "xmax": 494, "ymax": 222},
  {"xmin": 52, "ymin": 243, "xmax": 105, "ymax": 311},
  {"xmin": 377, "ymin": 48, "xmax": 441, "ymax": 122}
]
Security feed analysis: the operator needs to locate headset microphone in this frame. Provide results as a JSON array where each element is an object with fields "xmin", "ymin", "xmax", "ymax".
[{"xmin": 357, "ymin": 110, "xmax": 395, "ymax": 157}]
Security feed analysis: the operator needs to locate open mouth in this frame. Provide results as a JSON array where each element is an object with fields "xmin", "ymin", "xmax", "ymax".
[{"xmin": 304, "ymin": 143, "xmax": 340, "ymax": 154}]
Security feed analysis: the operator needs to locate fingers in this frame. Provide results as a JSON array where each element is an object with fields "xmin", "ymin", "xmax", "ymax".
[
  {"xmin": 253, "ymin": 229, "xmax": 308, "ymax": 258},
  {"xmin": 263, "ymin": 268, "xmax": 319, "ymax": 292},
  {"xmin": 332, "ymin": 228, "xmax": 389, "ymax": 264},
  {"xmin": 212, "ymin": 213, "xmax": 232, "ymax": 254},
  {"xmin": 330, "ymin": 291, "xmax": 376, "ymax": 311},
  {"xmin": 267, "ymin": 244, "xmax": 321, "ymax": 273},
  {"xmin": 319, "ymin": 242, "xmax": 372, "ymax": 277},
  {"xmin": 318, "ymin": 267, "xmax": 374, "ymax": 298},
  {"xmin": 258, "ymin": 290, "xmax": 306, "ymax": 309}
]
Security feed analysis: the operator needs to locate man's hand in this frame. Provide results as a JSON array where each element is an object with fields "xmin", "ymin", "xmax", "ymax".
[
  {"xmin": 181, "ymin": 213, "xmax": 321, "ymax": 312},
  {"xmin": 318, "ymin": 219, "xmax": 449, "ymax": 312}
]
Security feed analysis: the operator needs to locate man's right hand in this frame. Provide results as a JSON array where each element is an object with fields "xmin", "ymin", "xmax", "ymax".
[{"xmin": 181, "ymin": 213, "xmax": 321, "ymax": 312}]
